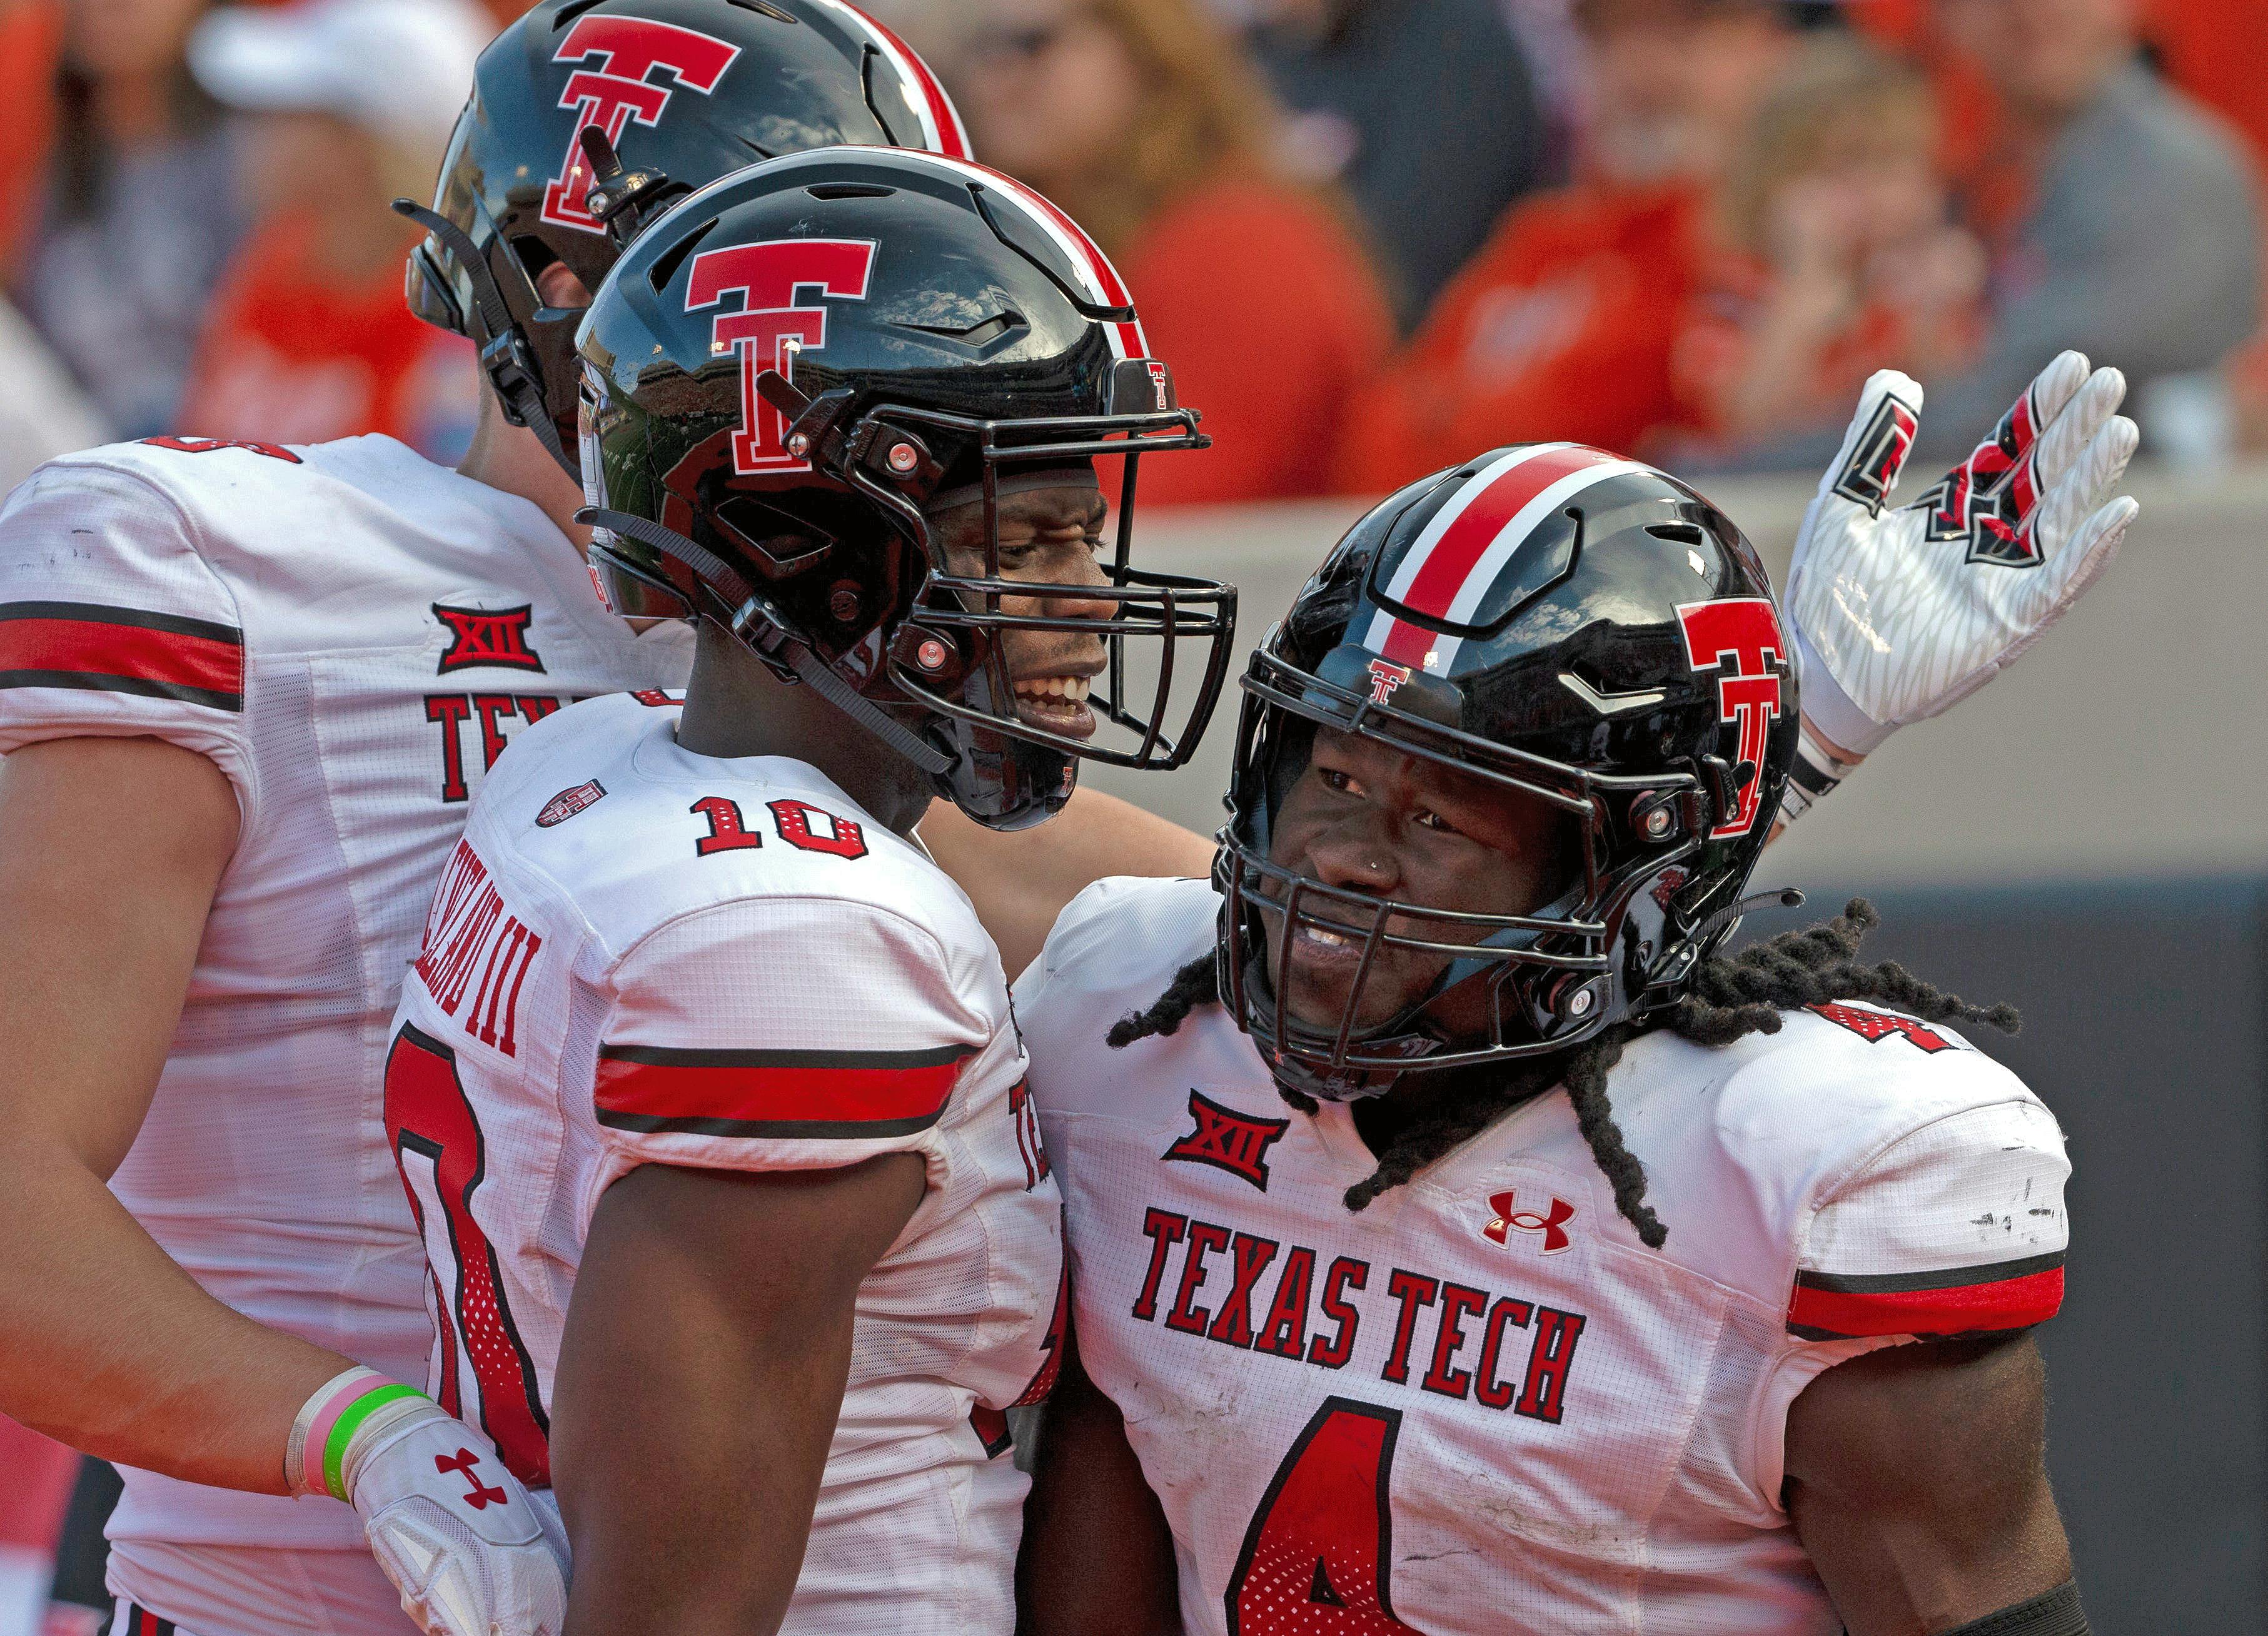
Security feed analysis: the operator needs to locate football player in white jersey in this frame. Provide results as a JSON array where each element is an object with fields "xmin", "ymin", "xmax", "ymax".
[
  {"xmin": 1015, "ymin": 360, "xmax": 2139, "ymax": 1636},
  {"xmin": 0, "ymin": 8, "xmax": 1202, "ymax": 1636},
  {"xmin": 381, "ymin": 148, "xmax": 1235, "ymax": 1632}
]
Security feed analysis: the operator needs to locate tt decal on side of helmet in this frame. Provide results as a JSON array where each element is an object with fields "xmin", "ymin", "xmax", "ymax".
[
  {"xmin": 1360, "ymin": 443, "xmax": 1646, "ymax": 672},
  {"xmin": 1366, "ymin": 658, "xmax": 1411, "ymax": 707},
  {"xmin": 687, "ymin": 238, "xmax": 879, "ymax": 475},
  {"xmin": 540, "ymin": 15, "xmax": 744, "ymax": 235},
  {"xmin": 1675, "ymin": 598, "xmax": 1789, "ymax": 838},
  {"xmin": 406, "ymin": 0, "xmax": 978, "ymax": 480}
]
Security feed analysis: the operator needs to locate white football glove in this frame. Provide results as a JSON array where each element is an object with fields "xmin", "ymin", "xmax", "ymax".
[
  {"xmin": 291, "ymin": 1370, "xmax": 569, "ymax": 1636},
  {"xmin": 1780, "ymin": 350, "xmax": 2140, "ymax": 821}
]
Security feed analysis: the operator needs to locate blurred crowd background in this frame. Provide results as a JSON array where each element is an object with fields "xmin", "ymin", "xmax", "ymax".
[
  {"xmin": 0, "ymin": 0, "xmax": 2252, "ymax": 508},
  {"xmin": 0, "ymin": 0, "xmax": 2262, "ymax": 1629}
]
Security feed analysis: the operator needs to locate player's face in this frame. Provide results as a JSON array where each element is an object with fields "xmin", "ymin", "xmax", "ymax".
[
  {"xmin": 1261, "ymin": 727, "xmax": 1575, "ymax": 1033},
  {"xmin": 931, "ymin": 483, "xmax": 1114, "ymax": 740}
]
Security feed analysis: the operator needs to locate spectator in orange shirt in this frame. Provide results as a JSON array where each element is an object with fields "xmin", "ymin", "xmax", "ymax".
[
  {"xmin": 941, "ymin": 0, "xmax": 1396, "ymax": 507},
  {"xmin": 1671, "ymin": 36, "xmax": 1985, "ymax": 446},
  {"xmin": 177, "ymin": 0, "xmax": 491, "ymax": 462},
  {"xmin": 1337, "ymin": 0, "xmax": 1794, "ymax": 493}
]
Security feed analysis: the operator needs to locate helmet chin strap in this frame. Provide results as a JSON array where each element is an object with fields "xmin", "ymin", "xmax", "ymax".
[
  {"xmin": 391, "ymin": 199, "xmax": 577, "ymax": 481},
  {"xmin": 578, "ymin": 506, "xmax": 955, "ymax": 779}
]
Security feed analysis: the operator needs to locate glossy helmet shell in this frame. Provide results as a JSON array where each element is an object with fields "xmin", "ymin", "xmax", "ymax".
[
  {"xmin": 1218, "ymin": 443, "xmax": 1800, "ymax": 1099},
  {"xmin": 406, "ymin": 0, "xmax": 970, "ymax": 465},
  {"xmin": 577, "ymin": 146, "xmax": 1234, "ymax": 829}
]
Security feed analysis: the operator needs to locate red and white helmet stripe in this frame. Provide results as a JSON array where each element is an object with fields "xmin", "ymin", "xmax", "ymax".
[
  {"xmin": 810, "ymin": 1, "xmax": 974, "ymax": 160},
  {"xmin": 862, "ymin": 151, "xmax": 1150, "ymax": 361},
  {"xmin": 1363, "ymin": 443, "xmax": 1648, "ymax": 672}
]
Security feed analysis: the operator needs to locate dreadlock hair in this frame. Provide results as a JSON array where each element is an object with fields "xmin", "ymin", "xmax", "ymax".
[{"xmin": 1106, "ymin": 899, "xmax": 2021, "ymax": 1250}]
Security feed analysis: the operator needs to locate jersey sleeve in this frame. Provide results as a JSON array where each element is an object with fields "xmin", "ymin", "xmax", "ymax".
[
  {"xmin": 1787, "ymin": 1098, "xmax": 2071, "ymax": 1342},
  {"xmin": 0, "ymin": 455, "xmax": 256, "ymax": 811},
  {"xmin": 1747, "ymin": 1094, "xmax": 2072, "ymax": 1508},
  {"xmin": 592, "ymin": 895, "xmax": 994, "ymax": 1183}
]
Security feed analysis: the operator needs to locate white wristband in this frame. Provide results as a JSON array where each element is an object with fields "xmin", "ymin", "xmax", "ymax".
[{"xmin": 1777, "ymin": 726, "xmax": 1859, "ymax": 828}]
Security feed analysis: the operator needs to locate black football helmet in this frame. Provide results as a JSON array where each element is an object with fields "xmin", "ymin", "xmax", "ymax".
[
  {"xmin": 1216, "ymin": 444, "xmax": 1800, "ymax": 1101},
  {"xmin": 400, "ymin": 0, "xmax": 972, "ymax": 474},
  {"xmin": 575, "ymin": 148, "xmax": 1237, "ymax": 830}
]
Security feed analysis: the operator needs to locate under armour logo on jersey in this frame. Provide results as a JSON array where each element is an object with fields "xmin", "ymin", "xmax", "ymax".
[
  {"xmin": 434, "ymin": 605, "xmax": 546, "ymax": 675},
  {"xmin": 435, "ymin": 1448, "xmax": 509, "ymax": 1511},
  {"xmin": 1809, "ymin": 1001, "xmax": 1954, "ymax": 1054},
  {"xmin": 687, "ymin": 238, "xmax": 879, "ymax": 476},
  {"xmin": 1676, "ymin": 598, "xmax": 1787, "ymax": 837},
  {"xmin": 1366, "ymin": 657, "xmax": 1412, "ymax": 708},
  {"xmin": 537, "ymin": 780, "xmax": 607, "ymax": 828},
  {"xmin": 1484, "ymin": 1189, "xmax": 1575, "ymax": 1254},
  {"xmin": 541, "ymin": 15, "xmax": 743, "ymax": 234},
  {"xmin": 1163, "ymin": 1089, "xmax": 1290, "ymax": 1192}
]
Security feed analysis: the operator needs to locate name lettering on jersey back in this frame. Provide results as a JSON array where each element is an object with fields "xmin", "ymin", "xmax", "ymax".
[
  {"xmin": 414, "ymin": 841, "xmax": 544, "ymax": 1058},
  {"xmin": 1132, "ymin": 1206, "xmax": 1587, "ymax": 1424}
]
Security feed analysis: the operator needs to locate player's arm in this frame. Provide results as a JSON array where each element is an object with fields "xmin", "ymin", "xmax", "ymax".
[
  {"xmin": 0, "ymin": 735, "xmax": 348, "ymax": 1488},
  {"xmin": 1785, "ymin": 1334, "xmax": 2080, "ymax": 1635},
  {"xmin": 552, "ymin": 1153, "xmax": 925, "ymax": 1636},
  {"xmin": 1773, "ymin": 351, "xmax": 2139, "ymax": 832},
  {"xmin": 0, "ymin": 464, "xmax": 568, "ymax": 1636},
  {"xmin": 553, "ymin": 896, "xmax": 986, "ymax": 1633},
  {"xmin": 920, "ymin": 787, "xmax": 1212, "ymax": 978},
  {"xmin": 1017, "ymin": 1327, "xmax": 1182, "ymax": 1636}
]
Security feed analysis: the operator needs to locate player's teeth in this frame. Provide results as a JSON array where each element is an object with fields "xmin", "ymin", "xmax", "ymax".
[{"xmin": 1014, "ymin": 677, "xmax": 1090, "ymax": 702}]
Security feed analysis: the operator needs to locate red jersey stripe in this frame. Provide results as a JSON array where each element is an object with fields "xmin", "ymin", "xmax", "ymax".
[
  {"xmin": 1787, "ymin": 1264, "xmax": 2064, "ymax": 1339},
  {"xmin": 595, "ymin": 1049, "xmax": 967, "ymax": 1132},
  {"xmin": 0, "ymin": 603, "xmax": 245, "ymax": 707}
]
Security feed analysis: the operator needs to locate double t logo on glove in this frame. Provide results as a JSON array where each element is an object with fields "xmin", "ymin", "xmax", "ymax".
[{"xmin": 1778, "ymin": 349, "xmax": 2142, "ymax": 821}]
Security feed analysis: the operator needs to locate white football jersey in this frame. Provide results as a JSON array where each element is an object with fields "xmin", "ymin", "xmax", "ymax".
[
  {"xmin": 1017, "ymin": 877, "xmax": 2072, "ymax": 1636},
  {"xmin": 0, "ymin": 435, "xmax": 694, "ymax": 1633},
  {"xmin": 385, "ymin": 692, "xmax": 1065, "ymax": 1635}
]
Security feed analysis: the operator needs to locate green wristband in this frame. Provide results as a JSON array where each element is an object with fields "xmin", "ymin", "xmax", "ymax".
[{"xmin": 322, "ymin": 1382, "xmax": 423, "ymax": 1502}]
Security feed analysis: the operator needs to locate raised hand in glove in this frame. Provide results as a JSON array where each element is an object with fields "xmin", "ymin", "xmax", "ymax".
[
  {"xmin": 1779, "ymin": 350, "xmax": 2140, "ymax": 823},
  {"xmin": 290, "ymin": 1367, "xmax": 568, "ymax": 1636}
]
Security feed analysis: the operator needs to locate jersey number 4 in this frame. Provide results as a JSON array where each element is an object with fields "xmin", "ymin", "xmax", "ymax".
[
  {"xmin": 1226, "ymin": 1398, "xmax": 1423, "ymax": 1635},
  {"xmin": 383, "ymin": 1023, "xmax": 551, "ymax": 1486}
]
